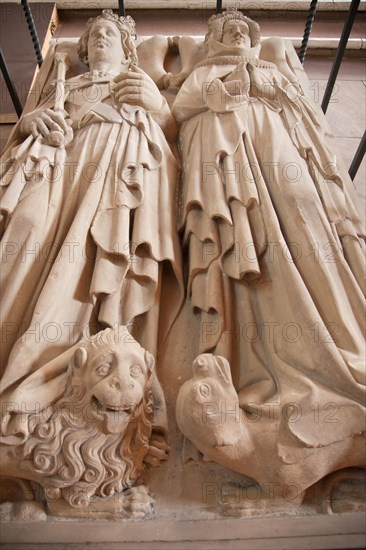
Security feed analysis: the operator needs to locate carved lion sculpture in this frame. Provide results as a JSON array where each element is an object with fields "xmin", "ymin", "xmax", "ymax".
[
  {"xmin": 176, "ymin": 354, "xmax": 366, "ymax": 502},
  {"xmin": 0, "ymin": 326, "xmax": 169, "ymax": 518}
]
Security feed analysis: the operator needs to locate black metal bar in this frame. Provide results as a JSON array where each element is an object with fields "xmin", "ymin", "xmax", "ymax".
[
  {"xmin": 216, "ymin": 1, "xmax": 223, "ymax": 14},
  {"xmin": 299, "ymin": 0, "xmax": 318, "ymax": 64},
  {"xmin": 0, "ymin": 48, "xmax": 23, "ymax": 118},
  {"xmin": 21, "ymin": 0, "xmax": 43, "ymax": 67},
  {"xmin": 118, "ymin": 0, "xmax": 126, "ymax": 17},
  {"xmin": 349, "ymin": 131, "xmax": 366, "ymax": 180},
  {"xmin": 321, "ymin": 0, "xmax": 360, "ymax": 113}
]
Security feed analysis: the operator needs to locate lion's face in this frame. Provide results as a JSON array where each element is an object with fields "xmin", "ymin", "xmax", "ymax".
[{"xmin": 72, "ymin": 341, "xmax": 152, "ymax": 434}]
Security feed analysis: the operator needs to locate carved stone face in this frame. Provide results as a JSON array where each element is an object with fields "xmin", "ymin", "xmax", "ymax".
[
  {"xmin": 87, "ymin": 20, "xmax": 125, "ymax": 68},
  {"xmin": 74, "ymin": 340, "xmax": 151, "ymax": 433},
  {"xmin": 221, "ymin": 20, "xmax": 251, "ymax": 48}
]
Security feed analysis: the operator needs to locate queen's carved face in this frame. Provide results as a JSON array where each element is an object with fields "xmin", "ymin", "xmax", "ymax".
[
  {"xmin": 87, "ymin": 19, "xmax": 125, "ymax": 68},
  {"xmin": 221, "ymin": 20, "xmax": 251, "ymax": 48}
]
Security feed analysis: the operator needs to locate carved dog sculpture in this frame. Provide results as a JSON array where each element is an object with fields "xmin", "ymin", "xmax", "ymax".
[{"xmin": 176, "ymin": 354, "xmax": 366, "ymax": 501}]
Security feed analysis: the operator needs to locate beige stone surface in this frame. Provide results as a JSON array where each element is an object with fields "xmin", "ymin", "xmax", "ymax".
[
  {"xmin": 0, "ymin": 325, "xmax": 169, "ymax": 517},
  {"xmin": 0, "ymin": 7, "xmax": 365, "ymax": 532},
  {"xmin": 1, "ymin": 513, "xmax": 366, "ymax": 549},
  {"xmin": 334, "ymin": 136, "xmax": 366, "ymax": 225},
  {"xmin": 0, "ymin": 9, "xmax": 179, "ymax": 520},
  {"xmin": 0, "ymin": 9, "xmax": 182, "ymax": 383},
  {"xmin": 173, "ymin": 6, "xmax": 365, "ymax": 505},
  {"xmin": 316, "ymin": 79, "xmax": 366, "ymax": 138}
]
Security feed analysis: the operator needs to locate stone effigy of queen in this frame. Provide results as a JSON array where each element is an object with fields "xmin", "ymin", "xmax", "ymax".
[
  {"xmin": 0, "ymin": 10, "xmax": 183, "ymax": 405},
  {"xmin": 172, "ymin": 8, "xmax": 365, "ymax": 457}
]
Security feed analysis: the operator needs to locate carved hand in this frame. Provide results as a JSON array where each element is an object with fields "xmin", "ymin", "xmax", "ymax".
[
  {"xmin": 112, "ymin": 66, "xmax": 164, "ymax": 112},
  {"xmin": 20, "ymin": 108, "xmax": 72, "ymax": 142},
  {"xmin": 223, "ymin": 61, "xmax": 251, "ymax": 96},
  {"xmin": 223, "ymin": 79, "xmax": 247, "ymax": 96},
  {"xmin": 224, "ymin": 61, "xmax": 248, "ymax": 80}
]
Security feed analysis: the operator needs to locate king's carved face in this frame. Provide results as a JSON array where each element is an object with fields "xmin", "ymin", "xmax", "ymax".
[
  {"xmin": 87, "ymin": 20, "xmax": 125, "ymax": 68},
  {"xmin": 221, "ymin": 20, "xmax": 251, "ymax": 49}
]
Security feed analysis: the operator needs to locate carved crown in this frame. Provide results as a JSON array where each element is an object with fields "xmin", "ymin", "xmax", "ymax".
[{"xmin": 86, "ymin": 8, "xmax": 136, "ymax": 37}]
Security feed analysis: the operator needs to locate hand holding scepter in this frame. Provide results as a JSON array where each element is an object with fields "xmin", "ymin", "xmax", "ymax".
[{"xmin": 48, "ymin": 51, "xmax": 73, "ymax": 147}]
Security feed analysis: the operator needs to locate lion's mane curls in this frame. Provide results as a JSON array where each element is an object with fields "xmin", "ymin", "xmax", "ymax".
[{"xmin": 20, "ymin": 330, "xmax": 154, "ymax": 508}]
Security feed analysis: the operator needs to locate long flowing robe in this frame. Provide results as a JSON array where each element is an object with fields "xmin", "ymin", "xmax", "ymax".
[
  {"xmin": 0, "ymin": 71, "xmax": 183, "ymax": 402},
  {"xmin": 172, "ymin": 49, "xmax": 366, "ymax": 456}
]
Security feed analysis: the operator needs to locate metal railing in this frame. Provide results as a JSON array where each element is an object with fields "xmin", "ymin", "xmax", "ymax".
[
  {"xmin": 0, "ymin": 49, "xmax": 23, "ymax": 117},
  {"xmin": 299, "ymin": 0, "xmax": 318, "ymax": 64},
  {"xmin": 118, "ymin": 1, "xmax": 126, "ymax": 17},
  {"xmin": 21, "ymin": 0, "xmax": 43, "ymax": 67},
  {"xmin": 349, "ymin": 131, "xmax": 366, "ymax": 181},
  {"xmin": 321, "ymin": 0, "xmax": 361, "ymax": 113}
]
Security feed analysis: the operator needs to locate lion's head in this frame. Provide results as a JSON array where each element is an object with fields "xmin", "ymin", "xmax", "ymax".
[{"xmin": 20, "ymin": 326, "xmax": 155, "ymax": 508}]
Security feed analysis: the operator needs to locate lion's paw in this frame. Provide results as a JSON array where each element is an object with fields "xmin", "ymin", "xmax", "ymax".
[
  {"xmin": 47, "ymin": 484, "xmax": 154, "ymax": 519},
  {"xmin": 0, "ymin": 501, "xmax": 47, "ymax": 522},
  {"xmin": 120, "ymin": 485, "xmax": 154, "ymax": 519}
]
